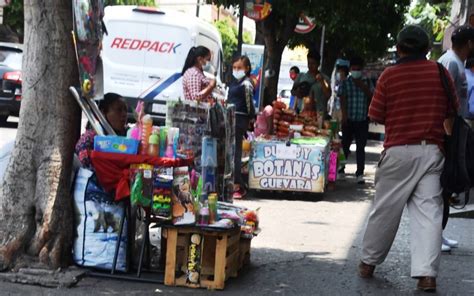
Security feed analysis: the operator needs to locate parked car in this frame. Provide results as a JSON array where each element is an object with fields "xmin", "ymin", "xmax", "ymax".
[{"xmin": 0, "ymin": 42, "xmax": 22, "ymax": 124}]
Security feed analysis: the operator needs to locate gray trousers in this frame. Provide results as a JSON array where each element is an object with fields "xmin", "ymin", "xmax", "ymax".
[{"xmin": 361, "ymin": 144, "xmax": 444, "ymax": 278}]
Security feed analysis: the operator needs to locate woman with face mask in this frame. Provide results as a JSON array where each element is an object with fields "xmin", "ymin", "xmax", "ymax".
[
  {"xmin": 227, "ymin": 56, "xmax": 255, "ymax": 199},
  {"xmin": 182, "ymin": 46, "xmax": 217, "ymax": 101}
]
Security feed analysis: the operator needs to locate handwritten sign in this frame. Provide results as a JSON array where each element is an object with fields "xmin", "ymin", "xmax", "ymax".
[{"xmin": 249, "ymin": 141, "xmax": 329, "ymax": 193}]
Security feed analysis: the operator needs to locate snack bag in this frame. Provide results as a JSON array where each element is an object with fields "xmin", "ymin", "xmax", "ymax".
[{"xmin": 172, "ymin": 167, "xmax": 195, "ymax": 225}]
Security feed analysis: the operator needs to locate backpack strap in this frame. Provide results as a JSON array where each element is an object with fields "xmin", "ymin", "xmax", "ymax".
[
  {"xmin": 437, "ymin": 62, "xmax": 471, "ymax": 210},
  {"xmin": 436, "ymin": 62, "xmax": 458, "ymax": 116}
]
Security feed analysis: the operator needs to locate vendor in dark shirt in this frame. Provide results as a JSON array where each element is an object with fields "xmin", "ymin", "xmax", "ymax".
[{"xmin": 227, "ymin": 56, "xmax": 255, "ymax": 199}]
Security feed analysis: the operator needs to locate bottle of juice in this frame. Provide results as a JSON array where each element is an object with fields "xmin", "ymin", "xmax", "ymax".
[
  {"xmin": 148, "ymin": 133, "xmax": 160, "ymax": 157},
  {"xmin": 140, "ymin": 115, "xmax": 153, "ymax": 155}
]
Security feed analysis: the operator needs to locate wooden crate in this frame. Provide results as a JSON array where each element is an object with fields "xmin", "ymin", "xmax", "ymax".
[
  {"xmin": 162, "ymin": 226, "xmax": 241, "ymax": 290},
  {"xmin": 239, "ymin": 237, "xmax": 252, "ymax": 270}
]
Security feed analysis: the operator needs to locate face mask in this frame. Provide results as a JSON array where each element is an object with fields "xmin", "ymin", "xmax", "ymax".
[
  {"xmin": 203, "ymin": 61, "xmax": 212, "ymax": 72},
  {"xmin": 290, "ymin": 73, "xmax": 298, "ymax": 80},
  {"xmin": 351, "ymin": 71, "xmax": 362, "ymax": 79},
  {"xmin": 336, "ymin": 73, "xmax": 341, "ymax": 81},
  {"xmin": 233, "ymin": 70, "xmax": 246, "ymax": 80}
]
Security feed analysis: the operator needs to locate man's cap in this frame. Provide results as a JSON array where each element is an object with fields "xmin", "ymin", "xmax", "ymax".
[
  {"xmin": 397, "ymin": 25, "xmax": 430, "ymax": 50},
  {"xmin": 451, "ymin": 25, "xmax": 474, "ymax": 43}
]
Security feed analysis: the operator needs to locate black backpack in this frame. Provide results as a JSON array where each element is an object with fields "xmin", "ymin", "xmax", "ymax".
[
  {"xmin": 437, "ymin": 63, "xmax": 474, "ymax": 213},
  {"xmin": 209, "ymin": 101, "xmax": 226, "ymax": 139}
]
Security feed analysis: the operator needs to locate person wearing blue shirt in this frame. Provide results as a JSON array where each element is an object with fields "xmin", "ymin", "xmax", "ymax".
[{"xmin": 466, "ymin": 58, "xmax": 474, "ymax": 117}]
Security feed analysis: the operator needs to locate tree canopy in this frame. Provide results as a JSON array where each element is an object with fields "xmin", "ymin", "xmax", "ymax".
[
  {"xmin": 405, "ymin": 0, "xmax": 451, "ymax": 42},
  {"xmin": 3, "ymin": 0, "xmax": 156, "ymax": 39},
  {"xmin": 210, "ymin": 0, "xmax": 411, "ymax": 104}
]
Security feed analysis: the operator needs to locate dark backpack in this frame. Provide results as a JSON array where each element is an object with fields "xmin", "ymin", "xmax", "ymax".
[
  {"xmin": 209, "ymin": 101, "xmax": 226, "ymax": 138},
  {"xmin": 437, "ymin": 63, "xmax": 474, "ymax": 210}
]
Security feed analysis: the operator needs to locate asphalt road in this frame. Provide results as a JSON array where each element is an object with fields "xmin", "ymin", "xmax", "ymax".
[{"xmin": 1, "ymin": 120, "xmax": 473, "ymax": 295}]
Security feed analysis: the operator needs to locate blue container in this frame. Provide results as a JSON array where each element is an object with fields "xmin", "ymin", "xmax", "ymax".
[{"xmin": 94, "ymin": 136, "xmax": 140, "ymax": 155}]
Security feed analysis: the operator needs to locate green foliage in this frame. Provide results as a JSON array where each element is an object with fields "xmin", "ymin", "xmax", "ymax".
[
  {"xmin": 214, "ymin": 18, "xmax": 238, "ymax": 64},
  {"xmin": 104, "ymin": 0, "xmax": 155, "ymax": 5},
  {"xmin": 214, "ymin": 17, "xmax": 254, "ymax": 65},
  {"xmin": 3, "ymin": 0, "xmax": 23, "ymax": 36},
  {"xmin": 289, "ymin": 0, "xmax": 410, "ymax": 61},
  {"xmin": 406, "ymin": 0, "xmax": 451, "ymax": 43},
  {"xmin": 212, "ymin": 0, "xmax": 411, "ymax": 61},
  {"xmin": 243, "ymin": 31, "xmax": 254, "ymax": 45}
]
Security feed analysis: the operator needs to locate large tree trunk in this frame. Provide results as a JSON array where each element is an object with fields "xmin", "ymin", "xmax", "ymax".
[
  {"xmin": 0, "ymin": 0, "xmax": 80, "ymax": 271},
  {"xmin": 257, "ymin": 9, "xmax": 299, "ymax": 107}
]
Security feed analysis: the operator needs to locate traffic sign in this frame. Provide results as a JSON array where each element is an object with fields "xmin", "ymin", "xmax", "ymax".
[{"xmin": 295, "ymin": 13, "xmax": 316, "ymax": 34}]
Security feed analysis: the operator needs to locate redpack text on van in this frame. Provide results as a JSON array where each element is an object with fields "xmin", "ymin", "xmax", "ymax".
[{"xmin": 110, "ymin": 37, "xmax": 182, "ymax": 53}]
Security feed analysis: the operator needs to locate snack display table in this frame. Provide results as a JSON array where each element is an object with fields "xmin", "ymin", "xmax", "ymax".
[
  {"xmin": 249, "ymin": 137, "xmax": 331, "ymax": 193},
  {"xmin": 162, "ymin": 225, "xmax": 242, "ymax": 290}
]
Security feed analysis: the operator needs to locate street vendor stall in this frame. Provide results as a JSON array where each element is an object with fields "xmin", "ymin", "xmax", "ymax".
[
  {"xmin": 71, "ymin": 98, "xmax": 260, "ymax": 290},
  {"xmin": 248, "ymin": 100, "xmax": 342, "ymax": 194}
]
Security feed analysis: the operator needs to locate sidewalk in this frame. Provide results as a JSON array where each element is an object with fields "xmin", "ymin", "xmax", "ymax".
[{"xmin": 2, "ymin": 141, "xmax": 474, "ymax": 295}]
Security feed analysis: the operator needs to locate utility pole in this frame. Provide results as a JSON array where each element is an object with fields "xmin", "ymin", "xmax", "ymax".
[
  {"xmin": 237, "ymin": 0, "xmax": 244, "ymax": 56},
  {"xmin": 196, "ymin": 0, "xmax": 200, "ymax": 17}
]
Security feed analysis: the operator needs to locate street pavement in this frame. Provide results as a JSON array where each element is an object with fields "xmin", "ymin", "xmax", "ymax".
[{"xmin": 1, "ymin": 120, "xmax": 473, "ymax": 295}]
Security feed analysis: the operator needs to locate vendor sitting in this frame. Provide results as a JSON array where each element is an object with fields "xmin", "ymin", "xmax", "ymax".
[{"xmin": 75, "ymin": 93, "xmax": 128, "ymax": 169}]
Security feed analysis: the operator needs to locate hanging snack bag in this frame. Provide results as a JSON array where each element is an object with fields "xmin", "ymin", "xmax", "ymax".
[
  {"xmin": 130, "ymin": 164, "xmax": 154, "ymax": 207},
  {"xmin": 172, "ymin": 167, "xmax": 195, "ymax": 225},
  {"xmin": 186, "ymin": 233, "xmax": 202, "ymax": 286},
  {"xmin": 152, "ymin": 167, "xmax": 174, "ymax": 220}
]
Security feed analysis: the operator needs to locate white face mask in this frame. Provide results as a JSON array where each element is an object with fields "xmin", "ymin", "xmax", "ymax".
[
  {"xmin": 351, "ymin": 70, "xmax": 362, "ymax": 79},
  {"xmin": 233, "ymin": 70, "xmax": 246, "ymax": 80},
  {"xmin": 336, "ymin": 73, "xmax": 341, "ymax": 81},
  {"xmin": 203, "ymin": 61, "xmax": 212, "ymax": 72}
]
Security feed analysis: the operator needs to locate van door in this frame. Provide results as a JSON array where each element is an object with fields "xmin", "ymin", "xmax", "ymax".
[{"xmin": 141, "ymin": 22, "xmax": 191, "ymax": 116}]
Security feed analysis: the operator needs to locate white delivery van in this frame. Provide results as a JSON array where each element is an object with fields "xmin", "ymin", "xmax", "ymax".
[{"xmin": 102, "ymin": 6, "xmax": 224, "ymax": 123}]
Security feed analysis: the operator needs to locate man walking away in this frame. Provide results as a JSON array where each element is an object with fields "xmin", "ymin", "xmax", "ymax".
[
  {"xmin": 338, "ymin": 57, "xmax": 374, "ymax": 184},
  {"xmin": 438, "ymin": 25, "xmax": 474, "ymax": 252},
  {"xmin": 359, "ymin": 25, "xmax": 458, "ymax": 292},
  {"xmin": 438, "ymin": 25, "xmax": 474, "ymax": 121}
]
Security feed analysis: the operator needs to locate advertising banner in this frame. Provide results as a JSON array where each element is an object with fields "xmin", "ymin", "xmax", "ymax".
[
  {"xmin": 249, "ymin": 140, "xmax": 329, "ymax": 193},
  {"xmin": 244, "ymin": 0, "xmax": 272, "ymax": 21},
  {"xmin": 242, "ymin": 44, "xmax": 265, "ymax": 111}
]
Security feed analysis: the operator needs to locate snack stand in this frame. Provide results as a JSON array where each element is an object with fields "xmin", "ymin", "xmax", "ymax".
[{"xmin": 249, "ymin": 101, "xmax": 341, "ymax": 194}]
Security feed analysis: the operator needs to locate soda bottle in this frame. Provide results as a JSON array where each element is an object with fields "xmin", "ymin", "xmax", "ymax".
[
  {"xmin": 148, "ymin": 133, "xmax": 160, "ymax": 157},
  {"xmin": 140, "ymin": 115, "xmax": 153, "ymax": 155}
]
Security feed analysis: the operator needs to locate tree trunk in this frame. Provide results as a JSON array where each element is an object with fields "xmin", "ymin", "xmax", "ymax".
[
  {"xmin": 258, "ymin": 10, "xmax": 299, "ymax": 107},
  {"xmin": 0, "ymin": 0, "xmax": 80, "ymax": 271}
]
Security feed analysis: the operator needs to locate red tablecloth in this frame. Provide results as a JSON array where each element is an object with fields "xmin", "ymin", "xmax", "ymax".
[{"xmin": 91, "ymin": 151, "xmax": 193, "ymax": 201}]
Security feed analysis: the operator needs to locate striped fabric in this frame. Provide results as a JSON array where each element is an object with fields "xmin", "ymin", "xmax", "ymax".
[{"xmin": 369, "ymin": 59, "xmax": 459, "ymax": 150}]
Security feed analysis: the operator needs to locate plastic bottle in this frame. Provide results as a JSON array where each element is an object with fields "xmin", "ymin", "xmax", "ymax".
[
  {"xmin": 208, "ymin": 193, "xmax": 218, "ymax": 224},
  {"xmin": 140, "ymin": 115, "xmax": 153, "ymax": 155},
  {"xmin": 148, "ymin": 133, "xmax": 160, "ymax": 157}
]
